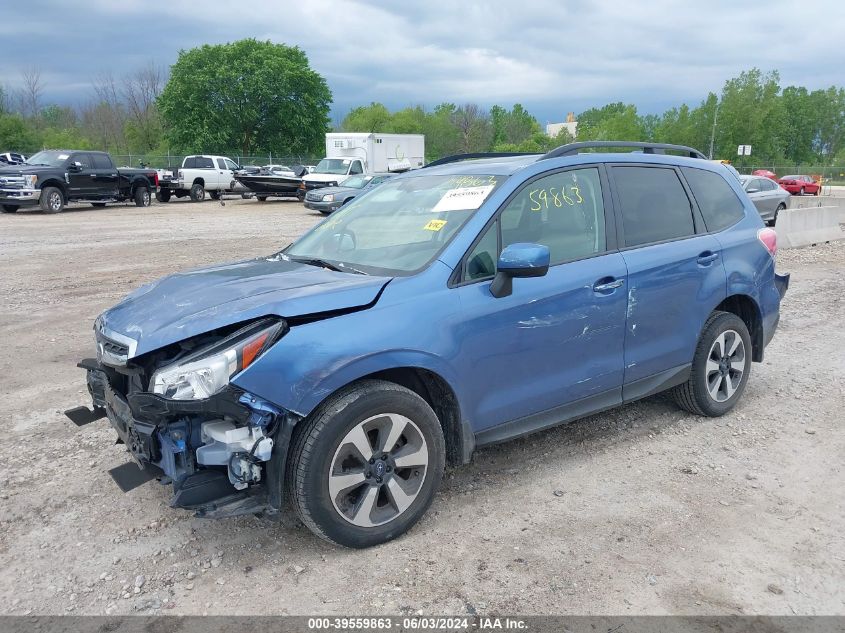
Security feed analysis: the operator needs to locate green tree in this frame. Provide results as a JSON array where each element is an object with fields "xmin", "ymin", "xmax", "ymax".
[
  {"xmin": 157, "ymin": 39, "xmax": 331, "ymax": 156},
  {"xmin": 576, "ymin": 102, "xmax": 645, "ymax": 141},
  {"xmin": 341, "ymin": 102, "xmax": 392, "ymax": 132},
  {"xmin": 490, "ymin": 103, "xmax": 538, "ymax": 147},
  {"xmin": 0, "ymin": 114, "xmax": 38, "ymax": 151}
]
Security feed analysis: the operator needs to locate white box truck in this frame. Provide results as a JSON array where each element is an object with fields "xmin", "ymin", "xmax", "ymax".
[{"xmin": 300, "ymin": 133, "xmax": 425, "ymax": 195}]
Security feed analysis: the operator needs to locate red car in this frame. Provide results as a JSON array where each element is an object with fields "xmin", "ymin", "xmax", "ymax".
[{"xmin": 777, "ymin": 174, "xmax": 820, "ymax": 195}]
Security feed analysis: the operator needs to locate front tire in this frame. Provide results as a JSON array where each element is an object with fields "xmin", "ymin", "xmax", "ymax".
[
  {"xmin": 92, "ymin": 202, "xmax": 107, "ymax": 208},
  {"xmin": 40, "ymin": 186, "xmax": 64, "ymax": 213},
  {"xmin": 770, "ymin": 203, "xmax": 785, "ymax": 226},
  {"xmin": 189, "ymin": 183, "xmax": 205, "ymax": 202},
  {"xmin": 799, "ymin": 187, "xmax": 805, "ymax": 196},
  {"xmin": 673, "ymin": 311, "xmax": 752, "ymax": 417},
  {"xmin": 287, "ymin": 380, "xmax": 445, "ymax": 548},
  {"xmin": 1, "ymin": 204, "xmax": 18, "ymax": 213},
  {"xmin": 156, "ymin": 190, "xmax": 171, "ymax": 203},
  {"xmin": 256, "ymin": 195, "xmax": 268, "ymax": 202},
  {"xmin": 209, "ymin": 191, "xmax": 221, "ymax": 200}
]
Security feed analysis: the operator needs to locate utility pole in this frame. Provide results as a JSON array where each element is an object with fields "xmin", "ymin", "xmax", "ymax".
[{"xmin": 708, "ymin": 101, "xmax": 719, "ymax": 160}]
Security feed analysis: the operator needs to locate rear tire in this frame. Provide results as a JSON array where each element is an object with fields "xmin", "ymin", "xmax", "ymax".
[
  {"xmin": 92, "ymin": 202, "xmax": 107, "ymax": 208},
  {"xmin": 287, "ymin": 379, "xmax": 445, "ymax": 548},
  {"xmin": 156, "ymin": 190, "xmax": 171, "ymax": 203},
  {"xmin": 673, "ymin": 311, "xmax": 752, "ymax": 417},
  {"xmin": 799, "ymin": 187, "xmax": 805, "ymax": 196},
  {"xmin": 134, "ymin": 187, "xmax": 151, "ymax": 207},
  {"xmin": 189, "ymin": 183, "xmax": 205, "ymax": 202},
  {"xmin": 209, "ymin": 191, "xmax": 221, "ymax": 200},
  {"xmin": 770, "ymin": 203, "xmax": 785, "ymax": 226},
  {"xmin": 1, "ymin": 204, "xmax": 18, "ymax": 213},
  {"xmin": 40, "ymin": 186, "xmax": 64, "ymax": 213},
  {"xmin": 256, "ymin": 195, "xmax": 268, "ymax": 202}
]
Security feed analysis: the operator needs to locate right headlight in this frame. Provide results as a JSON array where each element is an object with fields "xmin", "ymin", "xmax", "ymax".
[
  {"xmin": 151, "ymin": 319, "xmax": 285, "ymax": 400},
  {"xmin": 322, "ymin": 194, "xmax": 335, "ymax": 202}
]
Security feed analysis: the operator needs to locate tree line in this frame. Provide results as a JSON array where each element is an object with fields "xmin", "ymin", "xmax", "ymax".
[{"xmin": 1, "ymin": 41, "xmax": 843, "ymax": 169}]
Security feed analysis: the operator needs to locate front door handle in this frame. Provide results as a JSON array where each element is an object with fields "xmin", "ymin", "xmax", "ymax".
[
  {"xmin": 697, "ymin": 251, "xmax": 720, "ymax": 266},
  {"xmin": 593, "ymin": 278, "xmax": 625, "ymax": 293}
]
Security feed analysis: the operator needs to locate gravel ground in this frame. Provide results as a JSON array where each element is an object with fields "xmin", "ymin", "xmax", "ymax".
[{"xmin": 0, "ymin": 198, "xmax": 843, "ymax": 616}]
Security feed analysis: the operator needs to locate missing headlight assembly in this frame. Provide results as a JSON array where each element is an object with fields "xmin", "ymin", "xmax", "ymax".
[{"xmin": 66, "ymin": 317, "xmax": 299, "ymax": 518}]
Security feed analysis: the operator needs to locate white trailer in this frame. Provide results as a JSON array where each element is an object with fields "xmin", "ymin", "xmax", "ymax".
[{"xmin": 302, "ymin": 133, "xmax": 425, "ymax": 189}]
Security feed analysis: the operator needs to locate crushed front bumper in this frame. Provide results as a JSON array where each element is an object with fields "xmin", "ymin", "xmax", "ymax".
[{"xmin": 67, "ymin": 358, "xmax": 298, "ymax": 518}]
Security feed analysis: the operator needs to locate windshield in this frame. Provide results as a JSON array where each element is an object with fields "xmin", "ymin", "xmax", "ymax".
[
  {"xmin": 286, "ymin": 173, "xmax": 506, "ymax": 275},
  {"xmin": 342, "ymin": 176, "xmax": 370, "ymax": 189},
  {"xmin": 25, "ymin": 150, "xmax": 71, "ymax": 167},
  {"xmin": 315, "ymin": 158, "xmax": 353, "ymax": 175}
]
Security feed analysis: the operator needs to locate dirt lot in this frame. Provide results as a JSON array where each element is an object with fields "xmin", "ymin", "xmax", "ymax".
[{"xmin": 0, "ymin": 198, "xmax": 843, "ymax": 616}]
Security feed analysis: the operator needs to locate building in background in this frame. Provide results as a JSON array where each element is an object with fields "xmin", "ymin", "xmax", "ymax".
[{"xmin": 546, "ymin": 112, "xmax": 578, "ymax": 138}]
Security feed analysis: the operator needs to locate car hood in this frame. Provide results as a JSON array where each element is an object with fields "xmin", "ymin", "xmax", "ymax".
[
  {"xmin": 0, "ymin": 164, "xmax": 56, "ymax": 177},
  {"xmin": 312, "ymin": 185, "xmax": 362, "ymax": 197},
  {"xmin": 304, "ymin": 173, "xmax": 348, "ymax": 184},
  {"xmin": 98, "ymin": 256, "xmax": 391, "ymax": 357}
]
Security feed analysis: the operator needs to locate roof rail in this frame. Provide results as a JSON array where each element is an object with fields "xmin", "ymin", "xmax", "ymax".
[
  {"xmin": 540, "ymin": 141, "xmax": 707, "ymax": 160},
  {"xmin": 423, "ymin": 152, "xmax": 536, "ymax": 168}
]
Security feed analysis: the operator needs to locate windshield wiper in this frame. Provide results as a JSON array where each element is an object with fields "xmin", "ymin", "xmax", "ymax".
[{"xmin": 288, "ymin": 256, "xmax": 366, "ymax": 275}]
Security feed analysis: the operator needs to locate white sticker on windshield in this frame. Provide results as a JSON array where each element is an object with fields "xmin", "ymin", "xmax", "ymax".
[
  {"xmin": 342, "ymin": 159, "xmax": 350, "ymax": 164},
  {"xmin": 431, "ymin": 185, "xmax": 495, "ymax": 212},
  {"xmin": 58, "ymin": 154, "xmax": 69, "ymax": 160}
]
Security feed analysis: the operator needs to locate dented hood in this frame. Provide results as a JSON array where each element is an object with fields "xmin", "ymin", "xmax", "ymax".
[{"xmin": 98, "ymin": 257, "xmax": 391, "ymax": 357}]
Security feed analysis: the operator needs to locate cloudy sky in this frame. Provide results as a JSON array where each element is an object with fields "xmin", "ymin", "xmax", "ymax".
[{"xmin": 2, "ymin": 0, "xmax": 843, "ymax": 123}]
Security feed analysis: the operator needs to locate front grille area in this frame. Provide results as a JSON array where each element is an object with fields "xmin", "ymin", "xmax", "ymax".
[
  {"xmin": 305, "ymin": 192, "xmax": 323, "ymax": 201},
  {"xmin": 0, "ymin": 177, "xmax": 26, "ymax": 189}
]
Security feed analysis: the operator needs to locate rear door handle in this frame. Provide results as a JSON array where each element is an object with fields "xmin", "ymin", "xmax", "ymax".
[
  {"xmin": 593, "ymin": 278, "xmax": 625, "ymax": 293},
  {"xmin": 697, "ymin": 251, "xmax": 720, "ymax": 266}
]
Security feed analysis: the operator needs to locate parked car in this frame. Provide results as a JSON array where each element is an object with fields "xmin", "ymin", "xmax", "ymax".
[
  {"xmin": 0, "ymin": 149, "xmax": 158, "ymax": 214},
  {"xmin": 303, "ymin": 173, "xmax": 393, "ymax": 214},
  {"xmin": 752, "ymin": 169, "xmax": 777, "ymax": 180},
  {"xmin": 0, "ymin": 151, "xmax": 26, "ymax": 165},
  {"xmin": 157, "ymin": 155, "xmax": 240, "ymax": 202},
  {"xmin": 740, "ymin": 175, "xmax": 790, "ymax": 225},
  {"xmin": 777, "ymin": 174, "xmax": 819, "ymax": 196},
  {"xmin": 68, "ymin": 141, "xmax": 788, "ymax": 548}
]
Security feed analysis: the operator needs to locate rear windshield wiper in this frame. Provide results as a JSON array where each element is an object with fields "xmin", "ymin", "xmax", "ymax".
[{"xmin": 287, "ymin": 256, "xmax": 366, "ymax": 275}]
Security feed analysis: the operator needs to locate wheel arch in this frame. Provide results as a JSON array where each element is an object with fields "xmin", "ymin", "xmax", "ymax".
[
  {"xmin": 192, "ymin": 177, "xmax": 205, "ymax": 187},
  {"xmin": 40, "ymin": 179, "xmax": 68, "ymax": 200},
  {"xmin": 713, "ymin": 294, "xmax": 764, "ymax": 362},
  {"xmin": 285, "ymin": 358, "xmax": 470, "ymax": 467}
]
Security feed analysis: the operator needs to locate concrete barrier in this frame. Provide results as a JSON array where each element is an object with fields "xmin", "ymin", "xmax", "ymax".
[{"xmin": 776, "ymin": 199, "xmax": 845, "ymax": 248}]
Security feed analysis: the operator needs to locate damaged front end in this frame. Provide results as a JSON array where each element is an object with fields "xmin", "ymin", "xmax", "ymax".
[{"xmin": 66, "ymin": 317, "xmax": 300, "ymax": 518}]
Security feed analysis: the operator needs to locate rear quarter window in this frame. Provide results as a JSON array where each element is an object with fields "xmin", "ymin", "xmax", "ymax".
[{"xmin": 682, "ymin": 167, "xmax": 746, "ymax": 232}]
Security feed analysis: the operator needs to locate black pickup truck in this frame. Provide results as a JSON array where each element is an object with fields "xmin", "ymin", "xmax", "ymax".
[{"xmin": 0, "ymin": 150, "xmax": 159, "ymax": 214}]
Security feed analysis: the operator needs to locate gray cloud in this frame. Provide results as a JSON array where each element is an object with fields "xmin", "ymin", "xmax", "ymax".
[{"xmin": 1, "ymin": 0, "xmax": 843, "ymax": 123}]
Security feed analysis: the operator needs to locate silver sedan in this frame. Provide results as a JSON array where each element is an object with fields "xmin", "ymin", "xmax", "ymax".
[{"xmin": 740, "ymin": 175, "xmax": 790, "ymax": 226}]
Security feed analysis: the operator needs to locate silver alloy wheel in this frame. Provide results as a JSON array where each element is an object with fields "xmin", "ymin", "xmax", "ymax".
[
  {"xmin": 328, "ymin": 413, "xmax": 429, "ymax": 527},
  {"xmin": 49, "ymin": 191, "xmax": 62, "ymax": 211},
  {"xmin": 705, "ymin": 329, "xmax": 745, "ymax": 402},
  {"xmin": 142, "ymin": 190, "xmax": 150, "ymax": 205}
]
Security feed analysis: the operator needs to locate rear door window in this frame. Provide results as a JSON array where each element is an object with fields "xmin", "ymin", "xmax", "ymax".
[
  {"xmin": 92, "ymin": 154, "xmax": 112, "ymax": 169},
  {"xmin": 612, "ymin": 166, "xmax": 695, "ymax": 247},
  {"xmin": 183, "ymin": 157, "xmax": 196, "ymax": 169},
  {"xmin": 682, "ymin": 167, "xmax": 745, "ymax": 232},
  {"xmin": 196, "ymin": 157, "xmax": 214, "ymax": 169}
]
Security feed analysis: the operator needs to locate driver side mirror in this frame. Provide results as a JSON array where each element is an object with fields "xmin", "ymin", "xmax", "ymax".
[
  {"xmin": 490, "ymin": 243, "xmax": 550, "ymax": 298},
  {"xmin": 67, "ymin": 161, "xmax": 83, "ymax": 173}
]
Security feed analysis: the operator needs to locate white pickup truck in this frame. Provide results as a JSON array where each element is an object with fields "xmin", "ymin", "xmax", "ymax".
[{"xmin": 156, "ymin": 155, "xmax": 240, "ymax": 202}]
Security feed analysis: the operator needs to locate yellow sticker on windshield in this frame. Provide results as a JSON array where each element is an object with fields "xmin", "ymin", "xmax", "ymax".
[{"xmin": 424, "ymin": 219, "xmax": 447, "ymax": 231}]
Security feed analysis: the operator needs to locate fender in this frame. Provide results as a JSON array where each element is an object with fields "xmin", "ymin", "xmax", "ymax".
[{"xmin": 234, "ymin": 345, "xmax": 464, "ymax": 418}]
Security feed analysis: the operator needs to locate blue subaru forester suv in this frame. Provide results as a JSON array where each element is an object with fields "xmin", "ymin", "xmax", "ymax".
[{"xmin": 69, "ymin": 142, "xmax": 789, "ymax": 548}]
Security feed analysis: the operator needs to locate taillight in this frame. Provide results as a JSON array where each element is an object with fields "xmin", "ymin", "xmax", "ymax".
[
  {"xmin": 153, "ymin": 172, "xmax": 159, "ymax": 187},
  {"xmin": 758, "ymin": 227, "xmax": 777, "ymax": 257}
]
